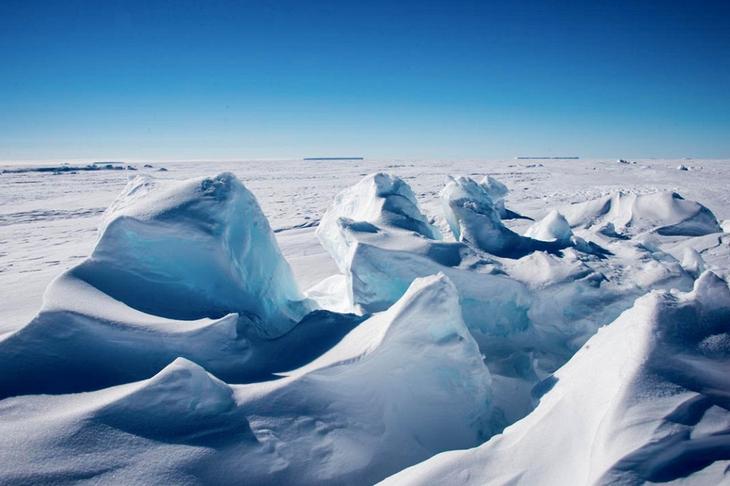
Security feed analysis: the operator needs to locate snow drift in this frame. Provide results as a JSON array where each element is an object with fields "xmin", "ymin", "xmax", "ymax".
[
  {"xmin": 0, "ymin": 173, "xmax": 333, "ymax": 397},
  {"xmin": 0, "ymin": 274, "xmax": 361, "ymax": 397},
  {"xmin": 0, "ymin": 275, "xmax": 494, "ymax": 485},
  {"xmin": 381, "ymin": 271, "xmax": 730, "ymax": 486}
]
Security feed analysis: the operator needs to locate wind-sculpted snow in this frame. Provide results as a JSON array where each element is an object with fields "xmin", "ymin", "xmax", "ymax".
[
  {"xmin": 561, "ymin": 191, "xmax": 722, "ymax": 237},
  {"xmin": 0, "ymin": 274, "xmax": 362, "ymax": 396},
  {"xmin": 476, "ymin": 175, "xmax": 529, "ymax": 220},
  {"xmin": 381, "ymin": 271, "xmax": 730, "ymax": 486},
  {"xmin": 0, "ymin": 275, "xmax": 494, "ymax": 485},
  {"xmin": 440, "ymin": 176, "xmax": 569, "ymax": 257}
]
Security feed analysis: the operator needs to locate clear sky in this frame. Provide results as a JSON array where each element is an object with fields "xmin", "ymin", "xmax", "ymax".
[{"xmin": 1, "ymin": 0, "xmax": 729, "ymax": 161}]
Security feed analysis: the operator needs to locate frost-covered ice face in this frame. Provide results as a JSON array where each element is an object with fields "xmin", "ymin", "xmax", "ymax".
[
  {"xmin": 316, "ymin": 172, "xmax": 439, "ymax": 272},
  {"xmin": 440, "ymin": 175, "xmax": 506, "ymax": 244},
  {"xmin": 480, "ymin": 175, "xmax": 509, "ymax": 203},
  {"xmin": 78, "ymin": 172, "xmax": 310, "ymax": 333},
  {"xmin": 681, "ymin": 246, "xmax": 706, "ymax": 277}
]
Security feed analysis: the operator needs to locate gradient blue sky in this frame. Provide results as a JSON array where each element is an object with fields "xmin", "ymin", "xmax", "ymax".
[{"xmin": 1, "ymin": 0, "xmax": 729, "ymax": 161}]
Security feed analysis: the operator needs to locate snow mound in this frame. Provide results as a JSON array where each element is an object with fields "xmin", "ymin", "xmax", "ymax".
[
  {"xmin": 524, "ymin": 209, "xmax": 573, "ymax": 244},
  {"xmin": 506, "ymin": 250, "xmax": 594, "ymax": 287},
  {"xmin": 95, "ymin": 358, "xmax": 254, "ymax": 444},
  {"xmin": 82, "ymin": 173, "xmax": 309, "ymax": 333},
  {"xmin": 561, "ymin": 191, "xmax": 721, "ymax": 237},
  {"xmin": 0, "ymin": 275, "xmax": 494, "ymax": 485},
  {"xmin": 233, "ymin": 273, "xmax": 495, "ymax": 482},
  {"xmin": 440, "ymin": 176, "xmax": 567, "ymax": 257},
  {"xmin": 381, "ymin": 271, "xmax": 730, "ymax": 486},
  {"xmin": 0, "ymin": 270, "xmax": 361, "ymax": 397}
]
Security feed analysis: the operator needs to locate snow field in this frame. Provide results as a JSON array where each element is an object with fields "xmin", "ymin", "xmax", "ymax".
[{"xmin": 0, "ymin": 158, "xmax": 728, "ymax": 484}]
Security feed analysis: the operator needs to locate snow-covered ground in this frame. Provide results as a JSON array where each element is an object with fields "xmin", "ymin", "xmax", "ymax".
[{"xmin": 0, "ymin": 158, "xmax": 729, "ymax": 484}]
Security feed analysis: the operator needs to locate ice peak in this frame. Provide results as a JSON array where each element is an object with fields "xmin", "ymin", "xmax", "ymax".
[{"xmin": 79, "ymin": 172, "xmax": 309, "ymax": 336}]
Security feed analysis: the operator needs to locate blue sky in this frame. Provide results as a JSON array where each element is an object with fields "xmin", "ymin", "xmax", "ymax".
[{"xmin": 1, "ymin": 0, "xmax": 729, "ymax": 160}]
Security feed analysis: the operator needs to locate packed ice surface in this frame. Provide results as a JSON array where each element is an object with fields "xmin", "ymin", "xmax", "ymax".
[
  {"xmin": 0, "ymin": 275, "xmax": 493, "ymax": 485},
  {"xmin": 381, "ymin": 271, "xmax": 730, "ymax": 486},
  {"xmin": 1, "ymin": 158, "xmax": 729, "ymax": 485}
]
